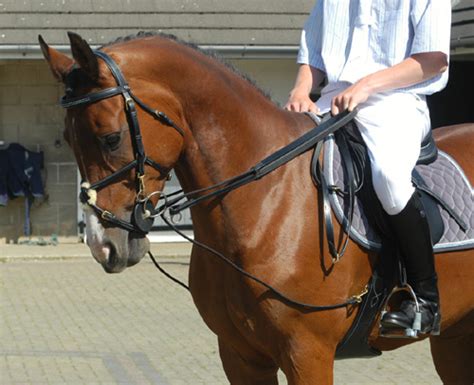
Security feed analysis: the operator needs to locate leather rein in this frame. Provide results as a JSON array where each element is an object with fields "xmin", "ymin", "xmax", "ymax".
[{"xmin": 62, "ymin": 50, "xmax": 367, "ymax": 311}]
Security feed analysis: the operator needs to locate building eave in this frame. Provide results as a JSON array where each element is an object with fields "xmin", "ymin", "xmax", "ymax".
[
  {"xmin": 2, "ymin": 42, "xmax": 473, "ymax": 62},
  {"xmin": 0, "ymin": 44, "xmax": 300, "ymax": 60}
]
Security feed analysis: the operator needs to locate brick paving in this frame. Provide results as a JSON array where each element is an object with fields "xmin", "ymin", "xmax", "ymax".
[{"xmin": 1, "ymin": 257, "xmax": 442, "ymax": 385}]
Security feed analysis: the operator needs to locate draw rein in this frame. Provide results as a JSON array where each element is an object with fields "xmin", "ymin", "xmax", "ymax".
[{"xmin": 63, "ymin": 50, "xmax": 366, "ymax": 311}]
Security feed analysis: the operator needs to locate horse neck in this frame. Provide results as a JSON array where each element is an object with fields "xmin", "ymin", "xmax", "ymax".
[
  {"xmin": 128, "ymin": 39, "xmax": 313, "ymax": 244},
  {"xmin": 166, "ymin": 48, "xmax": 311, "ymax": 194},
  {"xmin": 117, "ymin": 38, "xmax": 311, "ymax": 191}
]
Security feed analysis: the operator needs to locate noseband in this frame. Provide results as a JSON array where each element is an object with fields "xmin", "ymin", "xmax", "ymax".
[{"xmin": 61, "ymin": 50, "xmax": 185, "ymax": 233}]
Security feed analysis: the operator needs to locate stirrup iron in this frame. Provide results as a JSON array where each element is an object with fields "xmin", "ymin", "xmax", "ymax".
[{"xmin": 379, "ymin": 284, "xmax": 423, "ymax": 339}]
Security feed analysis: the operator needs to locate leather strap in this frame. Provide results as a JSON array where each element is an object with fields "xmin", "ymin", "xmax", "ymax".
[
  {"xmin": 60, "ymin": 86, "xmax": 125, "ymax": 108},
  {"xmin": 81, "ymin": 161, "xmax": 137, "ymax": 195},
  {"xmin": 310, "ymin": 126, "xmax": 360, "ymax": 263},
  {"xmin": 332, "ymin": 129, "xmax": 357, "ymax": 260}
]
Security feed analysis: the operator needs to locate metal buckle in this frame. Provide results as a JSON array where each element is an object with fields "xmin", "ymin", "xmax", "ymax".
[
  {"xmin": 125, "ymin": 97, "xmax": 134, "ymax": 112},
  {"xmin": 101, "ymin": 210, "xmax": 114, "ymax": 220}
]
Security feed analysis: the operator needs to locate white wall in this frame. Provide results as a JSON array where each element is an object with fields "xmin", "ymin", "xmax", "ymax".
[{"xmin": 230, "ymin": 58, "xmax": 299, "ymax": 106}]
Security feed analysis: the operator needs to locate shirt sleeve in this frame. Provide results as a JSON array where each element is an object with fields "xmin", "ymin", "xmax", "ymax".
[
  {"xmin": 410, "ymin": 0, "xmax": 451, "ymax": 56},
  {"xmin": 297, "ymin": 2, "xmax": 326, "ymax": 72}
]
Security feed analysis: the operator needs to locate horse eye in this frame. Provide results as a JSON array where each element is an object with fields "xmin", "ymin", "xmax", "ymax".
[{"xmin": 101, "ymin": 133, "xmax": 122, "ymax": 151}]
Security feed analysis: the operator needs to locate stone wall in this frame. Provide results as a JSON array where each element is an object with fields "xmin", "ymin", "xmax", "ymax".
[{"xmin": 0, "ymin": 60, "xmax": 78, "ymax": 243}]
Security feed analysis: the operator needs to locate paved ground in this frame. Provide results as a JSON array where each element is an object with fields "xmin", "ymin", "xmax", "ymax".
[
  {"xmin": 1, "ymin": 245, "xmax": 442, "ymax": 385},
  {"xmin": 0, "ymin": 242, "xmax": 192, "ymax": 261}
]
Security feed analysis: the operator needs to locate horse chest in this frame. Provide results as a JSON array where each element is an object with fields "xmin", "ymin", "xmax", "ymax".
[{"xmin": 189, "ymin": 256, "xmax": 272, "ymax": 345}]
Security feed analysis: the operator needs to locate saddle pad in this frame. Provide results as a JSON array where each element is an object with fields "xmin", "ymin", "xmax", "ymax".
[{"xmin": 323, "ymin": 135, "xmax": 474, "ymax": 253}]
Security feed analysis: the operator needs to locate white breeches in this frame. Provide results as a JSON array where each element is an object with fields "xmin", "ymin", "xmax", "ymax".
[{"xmin": 317, "ymin": 82, "xmax": 431, "ymax": 215}]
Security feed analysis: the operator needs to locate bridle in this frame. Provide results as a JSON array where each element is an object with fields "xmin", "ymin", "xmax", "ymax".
[{"xmin": 61, "ymin": 50, "xmax": 185, "ymax": 234}]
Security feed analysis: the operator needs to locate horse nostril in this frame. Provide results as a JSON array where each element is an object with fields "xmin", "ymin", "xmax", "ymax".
[
  {"xmin": 105, "ymin": 242, "xmax": 118, "ymax": 267},
  {"xmin": 101, "ymin": 245, "xmax": 111, "ymax": 262}
]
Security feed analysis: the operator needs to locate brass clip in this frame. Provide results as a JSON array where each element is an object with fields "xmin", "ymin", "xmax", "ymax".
[
  {"xmin": 137, "ymin": 173, "xmax": 146, "ymax": 199},
  {"xmin": 352, "ymin": 285, "xmax": 369, "ymax": 304}
]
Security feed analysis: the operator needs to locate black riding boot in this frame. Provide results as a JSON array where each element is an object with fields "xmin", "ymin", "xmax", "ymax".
[{"xmin": 380, "ymin": 192, "xmax": 441, "ymax": 335}]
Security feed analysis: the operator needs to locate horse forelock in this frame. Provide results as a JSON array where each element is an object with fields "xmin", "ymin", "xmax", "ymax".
[{"xmin": 64, "ymin": 66, "xmax": 96, "ymax": 97}]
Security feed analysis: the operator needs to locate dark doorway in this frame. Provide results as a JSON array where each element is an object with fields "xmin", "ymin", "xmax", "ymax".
[{"xmin": 428, "ymin": 60, "xmax": 474, "ymax": 128}]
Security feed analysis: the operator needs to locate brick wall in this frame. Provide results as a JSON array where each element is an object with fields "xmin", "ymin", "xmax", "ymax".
[{"xmin": 0, "ymin": 60, "xmax": 78, "ymax": 243}]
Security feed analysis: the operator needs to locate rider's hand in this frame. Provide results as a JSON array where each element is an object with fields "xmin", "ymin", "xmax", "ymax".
[
  {"xmin": 331, "ymin": 80, "xmax": 370, "ymax": 115},
  {"xmin": 284, "ymin": 92, "xmax": 320, "ymax": 113}
]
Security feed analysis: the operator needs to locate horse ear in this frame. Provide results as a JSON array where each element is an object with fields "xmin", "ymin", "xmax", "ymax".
[
  {"xmin": 38, "ymin": 34, "xmax": 74, "ymax": 82},
  {"xmin": 67, "ymin": 32, "xmax": 99, "ymax": 82}
]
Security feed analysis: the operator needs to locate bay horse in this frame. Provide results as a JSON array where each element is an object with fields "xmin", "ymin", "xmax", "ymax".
[{"xmin": 40, "ymin": 32, "xmax": 474, "ymax": 384}]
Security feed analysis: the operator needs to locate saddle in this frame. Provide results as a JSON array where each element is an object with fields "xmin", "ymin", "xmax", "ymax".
[{"xmin": 313, "ymin": 122, "xmax": 474, "ymax": 359}]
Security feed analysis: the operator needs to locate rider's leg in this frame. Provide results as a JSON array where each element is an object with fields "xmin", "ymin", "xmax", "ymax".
[
  {"xmin": 355, "ymin": 92, "xmax": 440, "ymax": 334},
  {"xmin": 381, "ymin": 192, "xmax": 440, "ymax": 333}
]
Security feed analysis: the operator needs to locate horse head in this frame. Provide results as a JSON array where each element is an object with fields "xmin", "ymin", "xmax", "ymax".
[{"xmin": 39, "ymin": 32, "xmax": 186, "ymax": 273}]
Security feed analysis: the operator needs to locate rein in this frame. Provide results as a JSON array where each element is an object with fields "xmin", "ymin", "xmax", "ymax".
[
  {"xmin": 159, "ymin": 110, "xmax": 357, "ymax": 216},
  {"xmin": 62, "ymin": 50, "xmax": 367, "ymax": 311},
  {"xmin": 149, "ymin": 214, "xmax": 368, "ymax": 311}
]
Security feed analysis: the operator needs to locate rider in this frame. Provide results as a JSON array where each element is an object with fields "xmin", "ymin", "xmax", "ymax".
[{"xmin": 285, "ymin": 0, "xmax": 451, "ymax": 334}]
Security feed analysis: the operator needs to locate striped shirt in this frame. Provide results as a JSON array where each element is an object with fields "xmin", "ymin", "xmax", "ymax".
[{"xmin": 297, "ymin": 0, "xmax": 452, "ymax": 95}]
